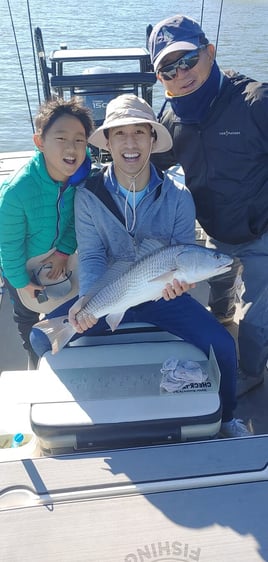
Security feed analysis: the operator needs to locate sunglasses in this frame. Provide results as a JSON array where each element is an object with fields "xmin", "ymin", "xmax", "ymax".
[{"xmin": 158, "ymin": 47, "xmax": 206, "ymax": 81}]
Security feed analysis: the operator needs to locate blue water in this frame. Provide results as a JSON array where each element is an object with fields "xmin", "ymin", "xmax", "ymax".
[{"xmin": 0, "ymin": 0, "xmax": 267, "ymax": 151}]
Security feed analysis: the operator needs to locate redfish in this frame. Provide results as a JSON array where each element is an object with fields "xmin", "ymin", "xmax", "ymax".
[{"xmin": 33, "ymin": 243, "xmax": 232, "ymax": 354}]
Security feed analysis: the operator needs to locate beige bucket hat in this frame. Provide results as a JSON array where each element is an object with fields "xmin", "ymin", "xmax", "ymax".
[
  {"xmin": 88, "ymin": 94, "xmax": 173, "ymax": 153},
  {"xmin": 17, "ymin": 250, "xmax": 78, "ymax": 314}
]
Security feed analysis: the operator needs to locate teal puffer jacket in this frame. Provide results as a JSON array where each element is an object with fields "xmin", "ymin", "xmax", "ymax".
[{"xmin": 0, "ymin": 150, "xmax": 77, "ymax": 288}]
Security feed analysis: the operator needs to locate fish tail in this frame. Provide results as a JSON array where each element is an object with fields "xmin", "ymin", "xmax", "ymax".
[{"xmin": 33, "ymin": 316, "xmax": 76, "ymax": 354}]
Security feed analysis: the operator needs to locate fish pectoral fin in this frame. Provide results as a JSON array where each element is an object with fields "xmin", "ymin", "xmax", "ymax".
[{"xmin": 105, "ymin": 311, "xmax": 125, "ymax": 332}]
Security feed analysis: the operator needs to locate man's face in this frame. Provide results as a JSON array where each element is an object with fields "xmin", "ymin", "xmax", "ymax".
[
  {"xmin": 34, "ymin": 115, "xmax": 87, "ymax": 182},
  {"xmin": 106, "ymin": 123, "xmax": 153, "ymax": 185},
  {"xmin": 157, "ymin": 44, "xmax": 215, "ymax": 97}
]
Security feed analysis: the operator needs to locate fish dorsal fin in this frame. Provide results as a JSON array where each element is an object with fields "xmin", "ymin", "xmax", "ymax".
[{"xmin": 135, "ymin": 238, "xmax": 168, "ymax": 260}]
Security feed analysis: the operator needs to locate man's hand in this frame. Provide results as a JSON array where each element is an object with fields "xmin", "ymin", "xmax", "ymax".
[
  {"xmin": 69, "ymin": 296, "xmax": 98, "ymax": 333},
  {"xmin": 162, "ymin": 279, "xmax": 196, "ymax": 301}
]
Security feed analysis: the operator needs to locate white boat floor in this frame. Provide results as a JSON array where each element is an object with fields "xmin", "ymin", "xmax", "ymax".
[
  {"xmin": 0, "ymin": 286, "xmax": 268, "ymax": 436},
  {"xmin": 0, "ymin": 150, "xmax": 34, "ymax": 180}
]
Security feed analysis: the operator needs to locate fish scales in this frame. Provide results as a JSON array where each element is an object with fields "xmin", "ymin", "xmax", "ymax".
[{"xmin": 78, "ymin": 246, "xmax": 179, "ymax": 321}]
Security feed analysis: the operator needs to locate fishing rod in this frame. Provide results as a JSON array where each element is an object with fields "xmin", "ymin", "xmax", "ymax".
[
  {"xmin": 6, "ymin": 0, "xmax": 39, "ymax": 133},
  {"xmin": 215, "ymin": 0, "xmax": 224, "ymax": 55},
  {"xmin": 200, "ymin": 0, "xmax": 224, "ymax": 56},
  {"xmin": 26, "ymin": 0, "xmax": 41, "ymax": 106},
  {"xmin": 200, "ymin": 0, "xmax": 205, "ymax": 27},
  {"xmin": 203, "ymin": 0, "xmax": 225, "ymax": 55}
]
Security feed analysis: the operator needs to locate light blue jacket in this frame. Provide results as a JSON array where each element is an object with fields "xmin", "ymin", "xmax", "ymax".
[{"xmin": 75, "ymin": 163, "xmax": 196, "ymax": 296}]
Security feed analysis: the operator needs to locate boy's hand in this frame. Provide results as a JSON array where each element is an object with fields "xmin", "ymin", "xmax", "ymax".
[
  {"xmin": 69, "ymin": 296, "xmax": 98, "ymax": 333},
  {"xmin": 162, "ymin": 279, "xmax": 195, "ymax": 301},
  {"xmin": 41, "ymin": 251, "xmax": 69, "ymax": 279}
]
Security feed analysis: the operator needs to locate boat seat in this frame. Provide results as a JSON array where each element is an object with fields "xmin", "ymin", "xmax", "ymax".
[
  {"xmin": 77, "ymin": 73, "xmax": 155, "ymax": 121},
  {"xmin": 50, "ymin": 72, "xmax": 156, "ymax": 95},
  {"xmin": 68, "ymin": 322, "xmax": 182, "ymax": 348}
]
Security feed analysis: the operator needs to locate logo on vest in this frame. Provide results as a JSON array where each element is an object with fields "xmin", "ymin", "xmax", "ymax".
[{"xmin": 219, "ymin": 130, "xmax": 240, "ymax": 136}]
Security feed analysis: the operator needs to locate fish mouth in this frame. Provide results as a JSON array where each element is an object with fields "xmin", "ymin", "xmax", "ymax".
[{"xmin": 217, "ymin": 265, "xmax": 232, "ymax": 274}]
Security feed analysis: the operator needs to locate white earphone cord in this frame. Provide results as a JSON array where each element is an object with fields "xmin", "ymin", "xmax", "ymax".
[{"xmin": 117, "ymin": 136, "xmax": 154, "ymax": 233}]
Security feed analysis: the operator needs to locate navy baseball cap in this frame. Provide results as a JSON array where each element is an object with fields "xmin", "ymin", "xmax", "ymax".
[{"xmin": 148, "ymin": 15, "xmax": 209, "ymax": 71}]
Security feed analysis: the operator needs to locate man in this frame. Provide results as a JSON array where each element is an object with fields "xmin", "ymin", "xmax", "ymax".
[
  {"xmin": 148, "ymin": 14, "xmax": 268, "ymax": 397},
  {"xmin": 30, "ymin": 94, "xmax": 251, "ymax": 438}
]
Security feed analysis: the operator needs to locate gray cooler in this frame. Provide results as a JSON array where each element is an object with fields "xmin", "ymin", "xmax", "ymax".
[{"xmin": 29, "ymin": 327, "xmax": 222, "ymax": 453}]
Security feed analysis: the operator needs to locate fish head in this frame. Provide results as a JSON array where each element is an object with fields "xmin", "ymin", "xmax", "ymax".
[{"xmin": 173, "ymin": 244, "xmax": 233, "ymax": 283}]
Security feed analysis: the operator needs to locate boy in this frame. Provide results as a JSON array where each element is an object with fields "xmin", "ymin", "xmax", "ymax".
[
  {"xmin": 0, "ymin": 97, "xmax": 94, "ymax": 368},
  {"xmin": 31, "ymin": 94, "xmax": 251, "ymax": 438}
]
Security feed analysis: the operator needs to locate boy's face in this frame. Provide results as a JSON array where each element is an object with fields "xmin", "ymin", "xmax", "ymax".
[
  {"xmin": 106, "ymin": 123, "xmax": 153, "ymax": 185},
  {"xmin": 34, "ymin": 115, "xmax": 87, "ymax": 182}
]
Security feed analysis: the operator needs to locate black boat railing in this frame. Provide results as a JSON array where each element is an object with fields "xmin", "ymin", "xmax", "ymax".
[{"xmin": 34, "ymin": 27, "xmax": 156, "ymax": 110}]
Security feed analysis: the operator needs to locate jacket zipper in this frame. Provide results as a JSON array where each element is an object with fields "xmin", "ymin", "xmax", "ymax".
[{"xmin": 51, "ymin": 181, "xmax": 69, "ymax": 248}]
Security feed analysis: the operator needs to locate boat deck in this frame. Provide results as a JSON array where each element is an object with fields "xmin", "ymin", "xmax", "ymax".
[
  {"xmin": 0, "ymin": 150, "xmax": 34, "ymax": 180},
  {"xmin": 0, "ymin": 151, "xmax": 267, "ymax": 436}
]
